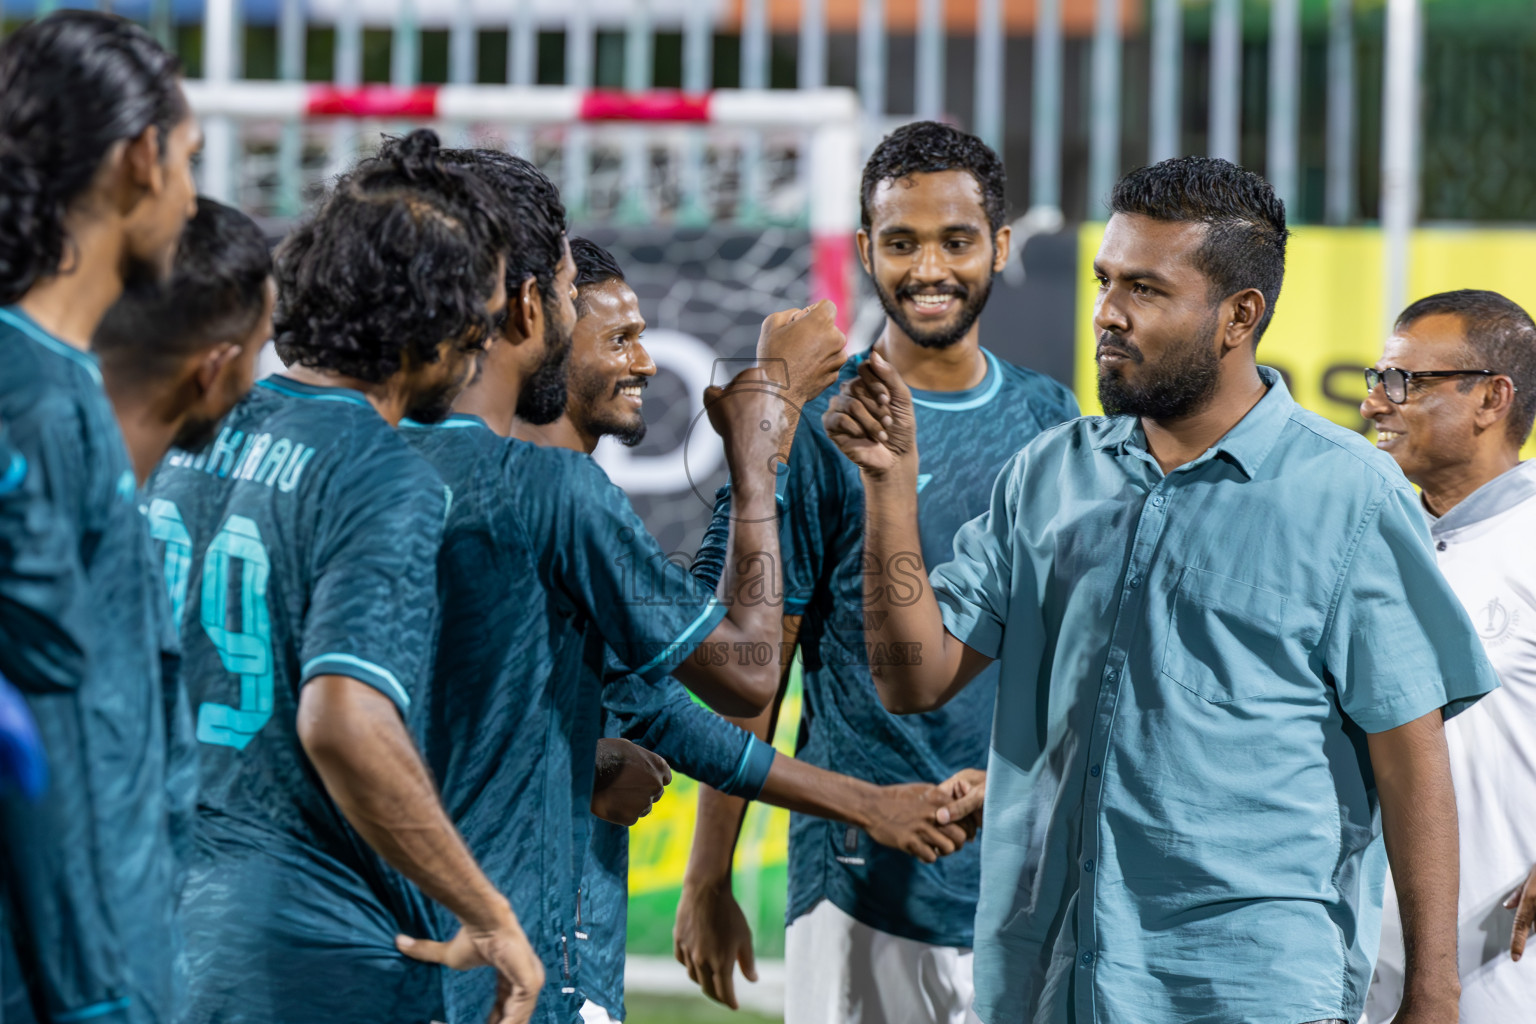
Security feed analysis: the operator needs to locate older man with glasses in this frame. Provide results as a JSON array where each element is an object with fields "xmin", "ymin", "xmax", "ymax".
[{"xmin": 1362, "ymin": 288, "xmax": 1536, "ymax": 1022}]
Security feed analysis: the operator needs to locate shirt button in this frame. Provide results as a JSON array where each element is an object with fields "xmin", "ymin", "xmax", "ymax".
[
  {"xmin": 1436, "ymin": 540, "xmax": 1448, "ymax": 551},
  {"xmin": 1083, "ymin": 858, "xmax": 1095, "ymax": 873},
  {"xmin": 1080, "ymin": 951, "xmax": 1095, "ymax": 967},
  {"xmin": 1089, "ymin": 764, "xmax": 1101, "ymax": 777},
  {"xmin": 1105, "ymin": 668, "xmax": 1118, "ymax": 683},
  {"xmin": 1152, "ymin": 496, "xmax": 1166, "ymax": 507},
  {"xmin": 1128, "ymin": 575, "xmax": 1141, "ymax": 589}
]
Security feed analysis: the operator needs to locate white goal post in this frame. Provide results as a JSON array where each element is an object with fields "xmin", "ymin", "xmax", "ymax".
[{"xmin": 183, "ymin": 81, "xmax": 862, "ymax": 326}]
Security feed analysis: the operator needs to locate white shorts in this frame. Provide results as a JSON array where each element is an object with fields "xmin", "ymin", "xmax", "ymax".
[
  {"xmin": 784, "ymin": 899, "xmax": 983, "ymax": 1024},
  {"xmin": 579, "ymin": 1000, "xmax": 619, "ymax": 1024}
]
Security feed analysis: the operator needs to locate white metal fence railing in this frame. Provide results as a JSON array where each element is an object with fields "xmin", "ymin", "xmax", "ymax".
[{"xmin": 1, "ymin": 0, "xmax": 1473, "ymax": 327}]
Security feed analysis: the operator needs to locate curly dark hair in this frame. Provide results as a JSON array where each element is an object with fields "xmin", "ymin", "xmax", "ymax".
[
  {"xmin": 438, "ymin": 148, "xmax": 567, "ymax": 311},
  {"xmin": 272, "ymin": 129, "xmax": 509, "ymax": 382},
  {"xmin": 569, "ymin": 236, "xmax": 626, "ymax": 318},
  {"xmin": 1110, "ymin": 156, "xmax": 1290, "ymax": 343},
  {"xmin": 0, "ymin": 11, "xmax": 186, "ymax": 304},
  {"xmin": 95, "ymin": 197, "xmax": 272, "ymax": 383},
  {"xmin": 859, "ymin": 121, "xmax": 1007, "ymax": 234},
  {"xmin": 1396, "ymin": 289, "xmax": 1536, "ymax": 444}
]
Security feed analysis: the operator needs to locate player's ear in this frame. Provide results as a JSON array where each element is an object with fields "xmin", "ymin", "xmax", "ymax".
[
  {"xmin": 194, "ymin": 342, "xmax": 243, "ymax": 395},
  {"xmin": 856, "ymin": 228, "xmax": 874, "ymax": 276},
  {"xmin": 119, "ymin": 125, "xmax": 163, "ymax": 198},
  {"xmin": 1475, "ymin": 374, "xmax": 1517, "ymax": 431},
  {"xmin": 1223, "ymin": 288, "xmax": 1265, "ymax": 352},
  {"xmin": 991, "ymin": 225, "xmax": 1011, "ymax": 273},
  {"xmin": 510, "ymin": 276, "xmax": 540, "ymax": 344}
]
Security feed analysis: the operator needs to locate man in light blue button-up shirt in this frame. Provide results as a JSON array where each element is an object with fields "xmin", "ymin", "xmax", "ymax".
[{"xmin": 823, "ymin": 157, "xmax": 1500, "ymax": 1024}]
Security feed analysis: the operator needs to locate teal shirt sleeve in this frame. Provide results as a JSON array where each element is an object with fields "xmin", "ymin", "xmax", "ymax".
[
  {"xmin": 0, "ymin": 410, "xmax": 90, "ymax": 692},
  {"xmin": 520, "ymin": 448, "xmax": 727, "ymax": 683},
  {"xmin": 928, "ymin": 451, "xmax": 1023, "ymax": 660},
  {"xmin": 604, "ymin": 668, "xmax": 775, "ymax": 799},
  {"xmin": 299, "ymin": 449, "xmax": 447, "ymax": 712},
  {"xmin": 1322, "ymin": 481, "xmax": 1500, "ymax": 732},
  {"xmin": 689, "ymin": 486, "xmax": 731, "ymax": 590}
]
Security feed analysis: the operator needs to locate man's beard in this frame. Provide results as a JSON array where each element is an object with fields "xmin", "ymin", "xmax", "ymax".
[
  {"xmin": 404, "ymin": 375, "xmax": 462, "ymax": 424},
  {"xmin": 872, "ymin": 269, "xmax": 994, "ymax": 350},
  {"xmin": 1096, "ymin": 311, "xmax": 1223, "ymax": 420},
  {"xmin": 516, "ymin": 314, "xmax": 572, "ymax": 426},
  {"xmin": 570, "ymin": 366, "xmax": 648, "ymax": 447}
]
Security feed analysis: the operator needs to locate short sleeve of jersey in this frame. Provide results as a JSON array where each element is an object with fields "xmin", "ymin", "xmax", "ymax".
[
  {"xmin": 0, "ymin": 402, "xmax": 90, "ymax": 692},
  {"xmin": 689, "ymin": 487, "xmax": 731, "ymax": 590},
  {"xmin": 603, "ymin": 659, "xmax": 773, "ymax": 798},
  {"xmin": 298, "ymin": 445, "xmax": 447, "ymax": 713},
  {"xmin": 513, "ymin": 447, "xmax": 726, "ymax": 683},
  {"xmin": 928, "ymin": 451, "xmax": 1024, "ymax": 660},
  {"xmin": 1322, "ymin": 481, "xmax": 1500, "ymax": 732}
]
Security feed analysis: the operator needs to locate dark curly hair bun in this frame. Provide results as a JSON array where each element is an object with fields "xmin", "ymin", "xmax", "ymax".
[
  {"xmin": 272, "ymin": 129, "xmax": 511, "ymax": 383},
  {"xmin": 0, "ymin": 10, "xmax": 184, "ymax": 304},
  {"xmin": 390, "ymin": 127, "xmax": 442, "ymax": 176}
]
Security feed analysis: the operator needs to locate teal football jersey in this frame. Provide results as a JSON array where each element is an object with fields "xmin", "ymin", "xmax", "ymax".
[
  {"xmin": 147, "ymin": 375, "xmax": 448, "ymax": 1023},
  {"xmin": 696, "ymin": 348, "xmax": 1080, "ymax": 948},
  {"xmin": 403, "ymin": 414, "xmax": 728, "ymax": 1024},
  {"xmin": 0, "ymin": 306, "xmax": 178, "ymax": 1024}
]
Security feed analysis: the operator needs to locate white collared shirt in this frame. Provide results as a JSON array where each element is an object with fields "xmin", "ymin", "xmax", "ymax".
[{"xmin": 1366, "ymin": 458, "xmax": 1536, "ymax": 1022}]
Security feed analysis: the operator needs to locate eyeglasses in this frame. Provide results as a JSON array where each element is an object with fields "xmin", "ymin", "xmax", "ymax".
[{"xmin": 1363, "ymin": 366, "xmax": 1497, "ymax": 404}]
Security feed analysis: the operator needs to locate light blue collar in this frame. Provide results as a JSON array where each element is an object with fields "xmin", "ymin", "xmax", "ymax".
[
  {"xmin": 850, "ymin": 347, "xmax": 1004, "ymax": 412},
  {"xmin": 257, "ymin": 375, "xmax": 373, "ymax": 409},
  {"xmin": 401, "ymin": 413, "xmax": 490, "ymax": 431},
  {"xmin": 0, "ymin": 306, "xmax": 101, "ymax": 383}
]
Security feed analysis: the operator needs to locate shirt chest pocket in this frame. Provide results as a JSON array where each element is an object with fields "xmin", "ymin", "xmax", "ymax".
[{"xmin": 1160, "ymin": 567, "xmax": 1289, "ymax": 703}]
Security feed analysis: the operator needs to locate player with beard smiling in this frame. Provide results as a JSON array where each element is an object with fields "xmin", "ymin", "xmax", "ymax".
[
  {"xmin": 826, "ymin": 156, "xmax": 1497, "ymax": 1024},
  {"xmin": 675, "ymin": 122, "xmax": 1079, "ymax": 1023},
  {"xmin": 514, "ymin": 238, "xmax": 981, "ymax": 1024},
  {"xmin": 401, "ymin": 155, "xmax": 847, "ymax": 1024},
  {"xmin": 554, "ymin": 238, "xmax": 656, "ymax": 451}
]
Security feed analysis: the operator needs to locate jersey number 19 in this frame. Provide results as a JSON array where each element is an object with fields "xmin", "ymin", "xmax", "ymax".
[{"xmin": 149, "ymin": 498, "xmax": 275, "ymax": 751}]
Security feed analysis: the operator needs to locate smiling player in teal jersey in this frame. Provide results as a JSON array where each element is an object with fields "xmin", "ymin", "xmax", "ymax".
[
  {"xmin": 518, "ymin": 238, "xmax": 984, "ymax": 1024},
  {"xmin": 147, "ymin": 132, "xmax": 544, "ymax": 1024},
  {"xmin": 401, "ymin": 150, "xmax": 847, "ymax": 1024},
  {"xmin": 676, "ymin": 123, "xmax": 1080, "ymax": 1023},
  {"xmin": 0, "ymin": 14, "xmax": 201, "ymax": 1024}
]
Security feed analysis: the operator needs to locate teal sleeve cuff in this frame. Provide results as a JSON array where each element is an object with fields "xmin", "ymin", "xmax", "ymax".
[
  {"xmin": 54, "ymin": 997, "xmax": 132, "ymax": 1023},
  {"xmin": 717, "ymin": 736, "xmax": 776, "ymax": 800},
  {"xmin": 301, "ymin": 653, "xmax": 412, "ymax": 712}
]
